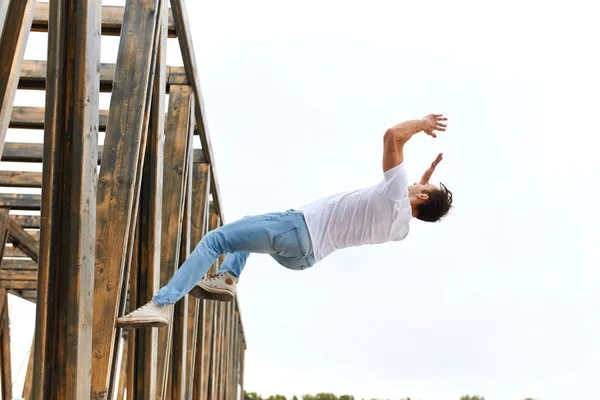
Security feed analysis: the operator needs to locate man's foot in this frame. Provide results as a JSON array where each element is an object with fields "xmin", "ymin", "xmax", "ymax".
[
  {"xmin": 116, "ymin": 300, "xmax": 173, "ymax": 329},
  {"xmin": 189, "ymin": 272, "xmax": 238, "ymax": 302}
]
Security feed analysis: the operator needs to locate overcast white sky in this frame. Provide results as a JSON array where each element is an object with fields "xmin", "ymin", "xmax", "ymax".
[{"xmin": 13, "ymin": 0, "xmax": 600, "ymax": 399}]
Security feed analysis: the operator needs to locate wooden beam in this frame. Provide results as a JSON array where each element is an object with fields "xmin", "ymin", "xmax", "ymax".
[
  {"xmin": 0, "ymin": 171, "xmax": 43, "ymax": 187},
  {"xmin": 0, "ymin": 269, "xmax": 37, "ymax": 280},
  {"xmin": 190, "ymin": 163, "xmax": 210, "ymax": 398},
  {"xmin": 21, "ymin": 339, "xmax": 35, "ymax": 399},
  {"xmin": 0, "ymin": 209, "xmax": 10, "ymax": 260},
  {"xmin": 156, "ymin": 83, "xmax": 194, "ymax": 398},
  {"xmin": 170, "ymin": 0, "xmax": 224, "ymax": 221},
  {"xmin": 0, "ymin": 0, "xmax": 36, "ymax": 158},
  {"xmin": 0, "ymin": 193, "xmax": 41, "ymax": 210},
  {"xmin": 7, "ymin": 217, "xmax": 39, "ymax": 262},
  {"xmin": 91, "ymin": 0, "xmax": 161, "ymax": 397},
  {"xmin": 7, "ymin": 215, "xmax": 40, "ymax": 229},
  {"xmin": 33, "ymin": 2, "xmax": 177, "ymax": 38},
  {"xmin": 0, "ymin": 280, "xmax": 37, "ymax": 289},
  {"xmin": 0, "ymin": 289, "xmax": 12, "ymax": 400},
  {"xmin": 10, "ymin": 106, "xmax": 109, "ymax": 130},
  {"xmin": 131, "ymin": 4, "xmax": 167, "ymax": 399},
  {"xmin": 18, "ymin": 60, "xmax": 188, "ymax": 91},
  {"xmin": 31, "ymin": 0, "xmax": 100, "ymax": 398},
  {"xmin": 1, "ymin": 142, "xmax": 205, "ymax": 164},
  {"xmin": 1, "ymin": 258, "xmax": 37, "ymax": 270}
]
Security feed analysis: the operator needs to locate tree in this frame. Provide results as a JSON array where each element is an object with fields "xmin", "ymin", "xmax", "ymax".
[
  {"xmin": 460, "ymin": 396, "xmax": 485, "ymax": 400},
  {"xmin": 245, "ymin": 393, "xmax": 264, "ymax": 400}
]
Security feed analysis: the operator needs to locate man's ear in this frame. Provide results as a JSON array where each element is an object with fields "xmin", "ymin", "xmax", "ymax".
[{"xmin": 417, "ymin": 193, "xmax": 429, "ymax": 202}]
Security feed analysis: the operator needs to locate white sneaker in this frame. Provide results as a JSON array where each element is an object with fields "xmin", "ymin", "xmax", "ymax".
[
  {"xmin": 189, "ymin": 272, "xmax": 238, "ymax": 302},
  {"xmin": 116, "ymin": 300, "xmax": 172, "ymax": 329}
]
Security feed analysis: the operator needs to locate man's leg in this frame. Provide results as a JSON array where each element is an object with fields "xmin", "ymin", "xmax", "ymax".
[
  {"xmin": 218, "ymin": 252, "xmax": 250, "ymax": 278},
  {"xmin": 117, "ymin": 210, "xmax": 310, "ymax": 328}
]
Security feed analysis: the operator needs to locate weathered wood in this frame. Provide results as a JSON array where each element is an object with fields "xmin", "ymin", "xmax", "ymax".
[
  {"xmin": 0, "ymin": 171, "xmax": 43, "ymax": 187},
  {"xmin": 91, "ymin": 0, "xmax": 161, "ymax": 397},
  {"xmin": 131, "ymin": 3, "xmax": 167, "ymax": 399},
  {"xmin": 0, "ymin": 279, "xmax": 37, "ymax": 289},
  {"xmin": 189, "ymin": 163, "xmax": 210, "ymax": 399},
  {"xmin": 0, "ymin": 289, "xmax": 12, "ymax": 400},
  {"xmin": 33, "ymin": 2, "xmax": 177, "ymax": 37},
  {"xmin": 19, "ymin": 59, "xmax": 187, "ymax": 91},
  {"xmin": 8, "ymin": 215, "xmax": 40, "ymax": 229},
  {"xmin": 157, "ymin": 83, "xmax": 194, "ymax": 399},
  {"xmin": 1, "ymin": 258, "xmax": 37, "ymax": 270},
  {"xmin": 22, "ymin": 339, "xmax": 35, "ymax": 399},
  {"xmin": 10, "ymin": 106, "xmax": 109, "ymax": 130},
  {"xmin": 0, "ymin": 209, "xmax": 10, "ymax": 260},
  {"xmin": 31, "ymin": 0, "xmax": 101, "ymax": 398},
  {"xmin": 3, "ymin": 244, "xmax": 29, "ymax": 258},
  {"xmin": 170, "ymin": 0, "xmax": 224, "ymax": 220},
  {"xmin": 0, "ymin": 0, "xmax": 36, "ymax": 158},
  {"xmin": 0, "ymin": 193, "xmax": 41, "ymax": 210},
  {"xmin": 1, "ymin": 142, "xmax": 205, "ymax": 164},
  {"xmin": 7, "ymin": 216, "xmax": 39, "ymax": 262},
  {"xmin": 0, "ymin": 270, "xmax": 38, "ymax": 280}
]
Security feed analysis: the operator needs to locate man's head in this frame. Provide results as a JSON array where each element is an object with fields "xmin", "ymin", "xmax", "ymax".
[{"xmin": 408, "ymin": 182, "xmax": 453, "ymax": 222}]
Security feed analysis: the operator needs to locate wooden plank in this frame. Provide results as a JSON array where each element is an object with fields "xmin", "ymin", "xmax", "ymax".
[
  {"xmin": 0, "ymin": 270, "xmax": 37, "ymax": 280},
  {"xmin": 10, "ymin": 106, "xmax": 108, "ymax": 130},
  {"xmin": 1, "ymin": 142, "xmax": 204, "ymax": 164},
  {"xmin": 0, "ymin": 171, "xmax": 43, "ymax": 187},
  {"xmin": 31, "ymin": 0, "xmax": 101, "ymax": 398},
  {"xmin": 191, "ymin": 164, "xmax": 210, "ymax": 400},
  {"xmin": 21, "ymin": 339, "xmax": 35, "ymax": 399},
  {"xmin": 0, "ymin": 209, "xmax": 10, "ymax": 260},
  {"xmin": 0, "ymin": 0, "xmax": 36, "ymax": 158},
  {"xmin": 3, "ymin": 244, "xmax": 29, "ymax": 258},
  {"xmin": 0, "ymin": 194, "xmax": 41, "ymax": 210},
  {"xmin": 131, "ymin": 4, "xmax": 167, "ymax": 399},
  {"xmin": 7, "ymin": 215, "xmax": 40, "ymax": 229},
  {"xmin": 0, "ymin": 289, "xmax": 12, "ymax": 400},
  {"xmin": 33, "ymin": 2, "xmax": 177, "ymax": 38},
  {"xmin": 7, "ymin": 217, "xmax": 39, "ymax": 262},
  {"xmin": 91, "ymin": 0, "xmax": 161, "ymax": 397},
  {"xmin": 19, "ymin": 59, "xmax": 187, "ymax": 91},
  {"xmin": 170, "ymin": 0, "xmax": 224, "ymax": 221},
  {"xmin": 0, "ymin": 280, "xmax": 37, "ymax": 289},
  {"xmin": 157, "ymin": 83, "xmax": 194, "ymax": 399},
  {"xmin": 1, "ymin": 258, "xmax": 37, "ymax": 270}
]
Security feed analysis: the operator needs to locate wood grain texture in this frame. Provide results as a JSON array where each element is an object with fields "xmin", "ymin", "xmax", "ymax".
[
  {"xmin": 156, "ymin": 83, "xmax": 193, "ymax": 399},
  {"xmin": 131, "ymin": 3, "xmax": 167, "ymax": 399},
  {"xmin": 0, "ymin": 171, "xmax": 43, "ymax": 187},
  {"xmin": 91, "ymin": 0, "xmax": 160, "ymax": 398},
  {"xmin": 0, "ymin": 141, "xmax": 204, "ymax": 164},
  {"xmin": 10, "ymin": 106, "xmax": 108, "ymax": 130},
  {"xmin": 169, "ymin": 0, "xmax": 224, "ymax": 221},
  {"xmin": 33, "ymin": 2, "xmax": 176, "ymax": 37},
  {"xmin": 0, "ymin": 289, "xmax": 12, "ymax": 400},
  {"xmin": 19, "ymin": 59, "xmax": 187, "ymax": 91},
  {"xmin": 7, "ymin": 217, "xmax": 39, "ymax": 262},
  {"xmin": 0, "ymin": 0, "xmax": 36, "ymax": 158}
]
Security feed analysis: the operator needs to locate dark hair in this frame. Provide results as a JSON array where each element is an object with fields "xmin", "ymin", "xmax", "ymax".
[{"xmin": 416, "ymin": 183, "xmax": 453, "ymax": 223}]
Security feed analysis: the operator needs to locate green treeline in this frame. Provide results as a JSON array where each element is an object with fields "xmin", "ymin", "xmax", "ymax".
[{"xmin": 244, "ymin": 391, "xmax": 536, "ymax": 400}]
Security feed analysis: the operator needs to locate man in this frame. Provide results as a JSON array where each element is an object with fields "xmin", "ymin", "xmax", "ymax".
[{"xmin": 117, "ymin": 113, "xmax": 453, "ymax": 328}]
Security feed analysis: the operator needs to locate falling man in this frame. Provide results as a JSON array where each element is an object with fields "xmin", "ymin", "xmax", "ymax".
[{"xmin": 118, "ymin": 113, "xmax": 453, "ymax": 328}]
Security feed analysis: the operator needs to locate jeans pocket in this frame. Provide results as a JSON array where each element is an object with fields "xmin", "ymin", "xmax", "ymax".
[{"xmin": 272, "ymin": 227, "xmax": 307, "ymax": 258}]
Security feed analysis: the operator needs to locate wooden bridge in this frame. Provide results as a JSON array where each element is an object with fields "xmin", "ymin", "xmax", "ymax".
[{"xmin": 0, "ymin": 0, "xmax": 245, "ymax": 398}]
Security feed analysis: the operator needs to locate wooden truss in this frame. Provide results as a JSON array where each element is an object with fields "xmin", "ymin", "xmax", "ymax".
[{"xmin": 0, "ymin": 1, "xmax": 246, "ymax": 399}]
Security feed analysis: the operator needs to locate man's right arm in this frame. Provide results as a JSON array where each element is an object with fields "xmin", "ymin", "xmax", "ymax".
[{"xmin": 382, "ymin": 114, "xmax": 447, "ymax": 173}]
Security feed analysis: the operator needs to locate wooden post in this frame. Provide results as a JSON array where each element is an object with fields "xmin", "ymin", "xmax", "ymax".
[
  {"xmin": 90, "ymin": 0, "xmax": 161, "ymax": 398},
  {"xmin": 131, "ymin": 1, "xmax": 167, "ymax": 398},
  {"xmin": 156, "ymin": 84, "xmax": 194, "ymax": 399},
  {"xmin": 0, "ymin": 0, "xmax": 36, "ymax": 157},
  {"xmin": 0, "ymin": 289, "xmax": 11, "ymax": 400},
  {"xmin": 31, "ymin": 0, "xmax": 101, "ymax": 398}
]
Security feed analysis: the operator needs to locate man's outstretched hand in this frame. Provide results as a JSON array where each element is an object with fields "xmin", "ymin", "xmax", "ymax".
[
  {"xmin": 421, "ymin": 114, "xmax": 447, "ymax": 138},
  {"xmin": 420, "ymin": 152, "xmax": 444, "ymax": 184}
]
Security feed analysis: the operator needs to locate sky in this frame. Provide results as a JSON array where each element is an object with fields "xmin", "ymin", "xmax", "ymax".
[{"xmin": 9, "ymin": 0, "xmax": 600, "ymax": 399}]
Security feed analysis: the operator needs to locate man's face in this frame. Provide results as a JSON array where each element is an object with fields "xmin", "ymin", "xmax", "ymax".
[{"xmin": 408, "ymin": 183, "xmax": 438, "ymax": 199}]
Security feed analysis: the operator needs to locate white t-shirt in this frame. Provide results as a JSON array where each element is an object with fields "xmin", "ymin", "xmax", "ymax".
[{"xmin": 301, "ymin": 162, "xmax": 412, "ymax": 262}]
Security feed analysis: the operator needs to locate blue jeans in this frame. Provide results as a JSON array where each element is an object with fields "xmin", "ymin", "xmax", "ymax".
[{"xmin": 153, "ymin": 209, "xmax": 315, "ymax": 306}]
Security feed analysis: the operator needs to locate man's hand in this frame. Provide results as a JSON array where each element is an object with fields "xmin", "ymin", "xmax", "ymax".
[
  {"xmin": 419, "ymin": 153, "xmax": 443, "ymax": 184},
  {"xmin": 421, "ymin": 114, "xmax": 447, "ymax": 138}
]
